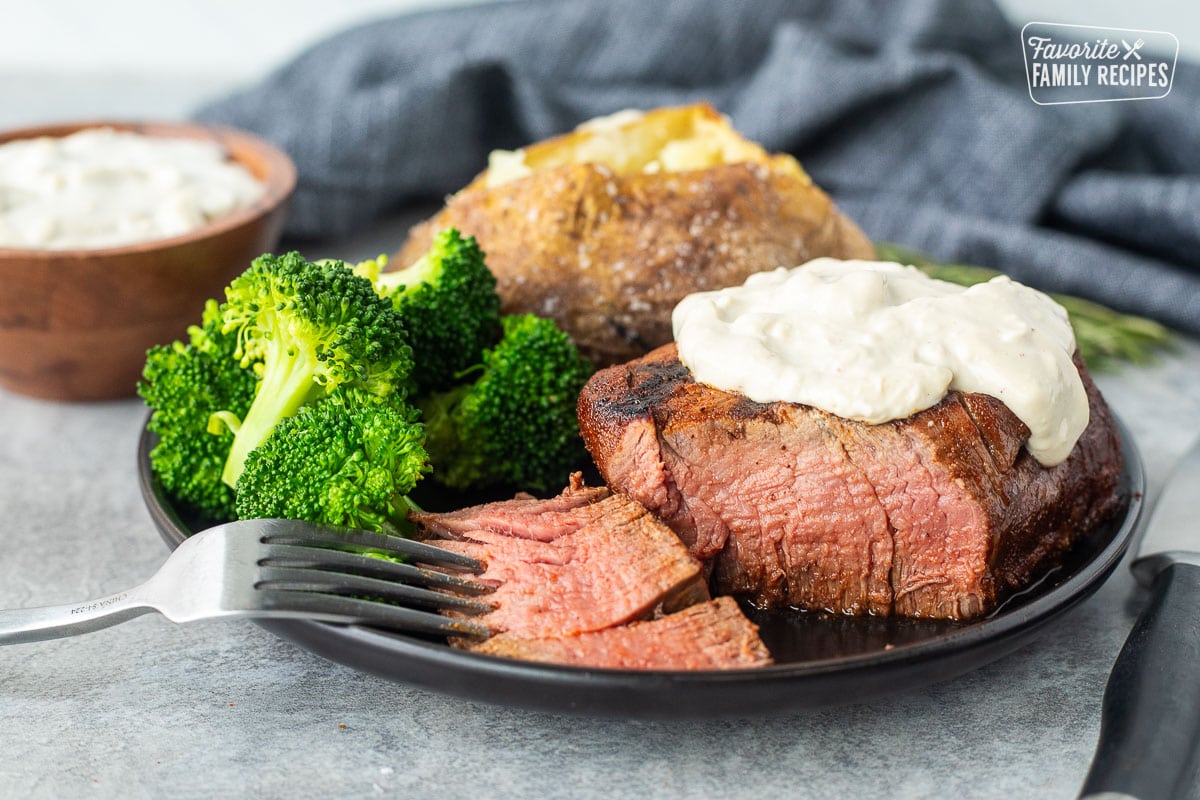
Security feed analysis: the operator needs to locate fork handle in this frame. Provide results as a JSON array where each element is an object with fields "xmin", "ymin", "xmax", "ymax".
[{"xmin": 0, "ymin": 587, "xmax": 155, "ymax": 644}]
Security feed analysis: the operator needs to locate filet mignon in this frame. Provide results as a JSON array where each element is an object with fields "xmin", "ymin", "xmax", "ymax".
[
  {"xmin": 410, "ymin": 480, "xmax": 772, "ymax": 669},
  {"xmin": 410, "ymin": 477, "xmax": 612, "ymax": 543},
  {"xmin": 413, "ymin": 485, "xmax": 709, "ymax": 638},
  {"xmin": 473, "ymin": 597, "xmax": 773, "ymax": 670},
  {"xmin": 577, "ymin": 344, "xmax": 1124, "ymax": 619}
]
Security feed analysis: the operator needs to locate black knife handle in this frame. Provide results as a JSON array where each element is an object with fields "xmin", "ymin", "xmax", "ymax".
[{"xmin": 1080, "ymin": 561, "xmax": 1200, "ymax": 800}]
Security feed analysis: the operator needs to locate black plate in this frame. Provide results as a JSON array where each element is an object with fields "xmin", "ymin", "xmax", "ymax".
[{"xmin": 137, "ymin": 421, "xmax": 1144, "ymax": 719}]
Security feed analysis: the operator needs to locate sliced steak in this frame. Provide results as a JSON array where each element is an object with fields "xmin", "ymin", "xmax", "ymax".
[
  {"xmin": 473, "ymin": 597, "xmax": 773, "ymax": 670},
  {"xmin": 409, "ymin": 473, "xmax": 611, "ymax": 542},
  {"xmin": 413, "ymin": 491, "xmax": 710, "ymax": 639},
  {"xmin": 578, "ymin": 343, "xmax": 1124, "ymax": 619}
]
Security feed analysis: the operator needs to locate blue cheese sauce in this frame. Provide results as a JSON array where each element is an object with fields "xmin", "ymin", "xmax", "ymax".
[
  {"xmin": 672, "ymin": 259, "xmax": 1088, "ymax": 466},
  {"xmin": 0, "ymin": 127, "xmax": 264, "ymax": 250}
]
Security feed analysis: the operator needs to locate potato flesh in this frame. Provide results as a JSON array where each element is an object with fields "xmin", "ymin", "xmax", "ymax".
[{"xmin": 484, "ymin": 105, "xmax": 806, "ymax": 188}]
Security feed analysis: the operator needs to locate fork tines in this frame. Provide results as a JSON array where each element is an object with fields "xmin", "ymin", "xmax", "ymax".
[
  {"xmin": 260, "ymin": 544, "xmax": 492, "ymax": 596},
  {"xmin": 256, "ymin": 590, "xmax": 492, "ymax": 640},
  {"xmin": 255, "ymin": 524, "xmax": 493, "ymax": 639},
  {"xmin": 260, "ymin": 526, "xmax": 483, "ymax": 572}
]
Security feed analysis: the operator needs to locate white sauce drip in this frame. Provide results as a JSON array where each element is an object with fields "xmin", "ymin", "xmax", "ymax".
[
  {"xmin": 0, "ymin": 128, "xmax": 264, "ymax": 250},
  {"xmin": 672, "ymin": 259, "xmax": 1089, "ymax": 466}
]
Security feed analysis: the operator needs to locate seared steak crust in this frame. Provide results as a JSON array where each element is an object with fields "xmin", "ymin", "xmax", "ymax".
[{"xmin": 578, "ymin": 344, "xmax": 1124, "ymax": 619}]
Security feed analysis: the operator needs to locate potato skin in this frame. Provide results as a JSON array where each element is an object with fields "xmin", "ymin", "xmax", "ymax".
[{"xmin": 397, "ymin": 159, "xmax": 875, "ymax": 367}]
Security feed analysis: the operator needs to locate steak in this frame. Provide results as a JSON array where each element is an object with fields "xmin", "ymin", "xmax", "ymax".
[
  {"xmin": 410, "ymin": 474, "xmax": 612, "ymax": 542},
  {"xmin": 577, "ymin": 343, "xmax": 1124, "ymax": 619},
  {"xmin": 410, "ymin": 480, "xmax": 771, "ymax": 668},
  {"xmin": 473, "ymin": 597, "xmax": 773, "ymax": 670},
  {"xmin": 413, "ymin": 486, "xmax": 710, "ymax": 639}
]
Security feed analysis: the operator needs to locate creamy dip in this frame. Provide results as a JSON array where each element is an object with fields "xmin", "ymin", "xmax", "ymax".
[
  {"xmin": 0, "ymin": 127, "xmax": 264, "ymax": 250},
  {"xmin": 672, "ymin": 259, "xmax": 1088, "ymax": 466}
]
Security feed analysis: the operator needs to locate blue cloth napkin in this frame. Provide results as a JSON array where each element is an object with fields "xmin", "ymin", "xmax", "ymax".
[{"xmin": 195, "ymin": 0, "xmax": 1200, "ymax": 334}]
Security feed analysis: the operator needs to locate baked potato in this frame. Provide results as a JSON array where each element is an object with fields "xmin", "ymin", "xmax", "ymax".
[{"xmin": 395, "ymin": 103, "xmax": 874, "ymax": 366}]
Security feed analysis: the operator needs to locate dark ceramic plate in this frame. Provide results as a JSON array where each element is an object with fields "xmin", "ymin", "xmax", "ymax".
[{"xmin": 137, "ymin": 421, "xmax": 1144, "ymax": 719}]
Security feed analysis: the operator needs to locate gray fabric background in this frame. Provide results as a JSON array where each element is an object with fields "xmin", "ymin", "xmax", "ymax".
[{"xmin": 195, "ymin": 0, "xmax": 1200, "ymax": 334}]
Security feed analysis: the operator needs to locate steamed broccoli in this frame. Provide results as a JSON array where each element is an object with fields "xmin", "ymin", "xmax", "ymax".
[
  {"xmin": 357, "ymin": 229, "xmax": 501, "ymax": 393},
  {"xmin": 214, "ymin": 252, "xmax": 414, "ymax": 488},
  {"xmin": 234, "ymin": 387, "xmax": 429, "ymax": 534},
  {"xmin": 143, "ymin": 234, "xmax": 590, "ymax": 534},
  {"xmin": 139, "ymin": 299, "xmax": 258, "ymax": 521},
  {"xmin": 419, "ymin": 313, "xmax": 594, "ymax": 493}
]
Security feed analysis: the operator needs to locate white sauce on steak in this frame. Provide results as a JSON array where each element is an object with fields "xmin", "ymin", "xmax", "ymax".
[
  {"xmin": 672, "ymin": 258, "xmax": 1088, "ymax": 466},
  {"xmin": 0, "ymin": 127, "xmax": 263, "ymax": 250}
]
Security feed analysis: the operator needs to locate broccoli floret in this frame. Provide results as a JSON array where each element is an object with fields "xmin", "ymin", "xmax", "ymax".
[
  {"xmin": 365, "ymin": 229, "xmax": 501, "ymax": 393},
  {"xmin": 215, "ymin": 252, "xmax": 414, "ymax": 488},
  {"xmin": 419, "ymin": 314, "xmax": 594, "ymax": 493},
  {"xmin": 234, "ymin": 387, "xmax": 429, "ymax": 534},
  {"xmin": 139, "ymin": 299, "xmax": 257, "ymax": 521}
]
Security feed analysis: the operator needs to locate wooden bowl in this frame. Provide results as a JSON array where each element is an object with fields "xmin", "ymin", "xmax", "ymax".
[{"xmin": 0, "ymin": 121, "xmax": 296, "ymax": 401}]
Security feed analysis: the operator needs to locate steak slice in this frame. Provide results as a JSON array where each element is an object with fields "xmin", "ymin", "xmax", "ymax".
[
  {"xmin": 409, "ymin": 473, "xmax": 611, "ymax": 542},
  {"xmin": 413, "ymin": 490, "xmax": 710, "ymax": 639},
  {"xmin": 473, "ymin": 597, "xmax": 773, "ymax": 670},
  {"xmin": 578, "ymin": 343, "xmax": 1124, "ymax": 619}
]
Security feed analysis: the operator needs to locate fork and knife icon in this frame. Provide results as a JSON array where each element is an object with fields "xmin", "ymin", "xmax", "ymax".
[{"xmin": 1122, "ymin": 38, "xmax": 1145, "ymax": 60}]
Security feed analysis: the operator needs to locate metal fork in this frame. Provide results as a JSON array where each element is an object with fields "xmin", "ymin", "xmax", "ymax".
[{"xmin": 0, "ymin": 518, "xmax": 493, "ymax": 645}]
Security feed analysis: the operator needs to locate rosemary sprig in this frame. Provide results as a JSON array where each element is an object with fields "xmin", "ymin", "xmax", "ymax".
[{"xmin": 873, "ymin": 242, "xmax": 1174, "ymax": 371}]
